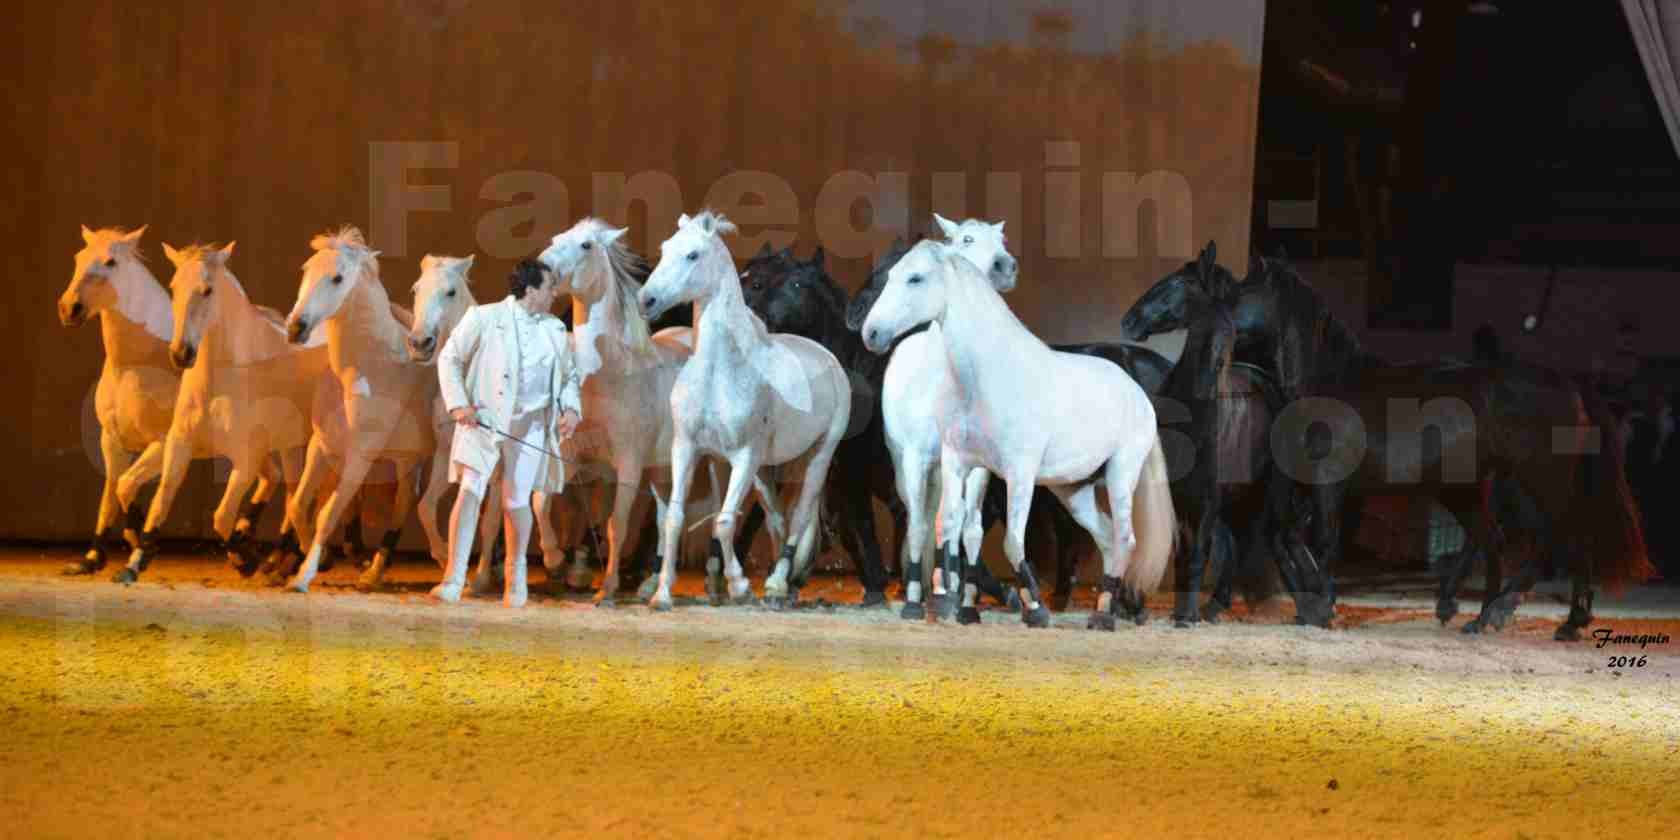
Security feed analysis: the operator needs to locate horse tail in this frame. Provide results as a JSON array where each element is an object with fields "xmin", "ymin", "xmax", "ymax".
[
  {"xmin": 1573, "ymin": 385, "xmax": 1654, "ymax": 591},
  {"xmin": 1125, "ymin": 433, "xmax": 1179, "ymax": 595}
]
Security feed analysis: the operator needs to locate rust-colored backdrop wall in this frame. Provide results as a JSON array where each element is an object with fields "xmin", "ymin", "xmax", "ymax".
[{"xmin": 2, "ymin": 0, "xmax": 1264, "ymax": 542}]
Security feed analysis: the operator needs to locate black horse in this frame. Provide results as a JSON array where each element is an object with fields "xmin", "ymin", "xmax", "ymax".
[
  {"xmin": 1118, "ymin": 243, "xmax": 1289, "ymax": 626},
  {"xmin": 1135, "ymin": 251, "xmax": 1650, "ymax": 640}
]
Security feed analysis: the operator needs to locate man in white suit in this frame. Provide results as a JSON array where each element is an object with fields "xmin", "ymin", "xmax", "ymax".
[{"xmin": 434, "ymin": 258, "xmax": 584, "ymax": 607}]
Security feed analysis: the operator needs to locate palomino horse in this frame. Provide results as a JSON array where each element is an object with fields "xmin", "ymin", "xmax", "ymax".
[
  {"xmin": 862, "ymin": 239, "xmax": 1178, "ymax": 630},
  {"xmin": 281, "ymin": 227, "xmax": 437, "ymax": 593},
  {"xmin": 638, "ymin": 210, "xmax": 851, "ymax": 610},
  {"xmin": 57, "ymin": 226, "xmax": 181, "ymax": 576},
  {"xmin": 118, "ymin": 242, "xmax": 329, "ymax": 583},
  {"xmin": 1211, "ymin": 254, "xmax": 1650, "ymax": 639},
  {"xmin": 538, "ymin": 217, "xmax": 747, "ymax": 606}
]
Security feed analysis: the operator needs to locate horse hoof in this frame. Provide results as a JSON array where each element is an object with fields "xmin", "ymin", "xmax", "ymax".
[
  {"xmin": 635, "ymin": 576, "xmax": 660, "ymax": 601},
  {"xmin": 1087, "ymin": 612, "xmax": 1117, "ymax": 632},
  {"xmin": 285, "ymin": 576, "xmax": 310, "ymax": 594},
  {"xmin": 1049, "ymin": 594, "xmax": 1070, "ymax": 613},
  {"xmin": 429, "ymin": 583, "xmax": 463, "ymax": 604},
  {"xmin": 705, "ymin": 573, "xmax": 727, "ymax": 607},
  {"xmin": 64, "ymin": 551, "xmax": 106, "ymax": 576},
  {"xmin": 111, "ymin": 567, "xmax": 138, "ymax": 585},
  {"xmin": 860, "ymin": 590, "xmax": 887, "ymax": 608},
  {"xmin": 1553, "ymin": 624, "xmax": 1583, "ymax": 642},
  {"xmin": 957, "ymin": 607, "xmax": 982, "ymax": 626},
  {"xmin": 731, "ymin": 592, "xmax": 756, "ymax": 607},
  {"xmin": 900, "ymin": 602, "xmax": 925, "ymax": 621},
  {"xmin": 1003, "ymin": 589, "xmax": 1023, "ymax": 611},
  {"xmin": 1022, "ymin": 606, "xmax": 1052, "ymax": 629},
  {"xmin": 503, "ymin": 591, "xmax": 528, "ymax": 609},
  {"xmin": 766, "ymin": 596, "xmax": 787, "ymax": 612},
  {"xmin": 1200, "ymin": 603, "xmax": 1226, "ymax": 624},
  {"xmin": 566, "ymin": 569, "xmax": 595, "ymax": 592},
  {"xmin": 592, "ymin": 593, "xmax": 617, "ymax": 609},
  {"xmin": 929, "ymin": 593, "xmax": 955, "ymax": 621},
  {"xmin": 649, "ymin": 595, "xmax": 674, "ymax": 612},
  {"xmin": 1435, "ymin": 601, "xmax": 1460, "ymax": 626},
  {"xmin": 469, "ymin": 575, "xmax": 499, "ymax": 597},
  {"xmin": 1460, "ymin": 620, "xmax": 1486, "ymax": 635}
]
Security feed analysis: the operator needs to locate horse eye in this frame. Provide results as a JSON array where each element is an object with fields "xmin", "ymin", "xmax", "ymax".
[
  {"xmin": 447, "ymin": 289, "xmax": 457, "ymax": 298},
  {"xmin": 332, "ymin": 274, "xmax": 343, "ymax": 285},
  {"xmin": 962, "ymin": 235, "xmax": 973, "ymax": 245},
  {"xmin": 203, "ymin": 287, "xmax": 213, "ymax": 297},
  {"xmin": 581, "ymin": 241, "xmax": 592, "ymax": 251},
  {"xmin": 908, "ymin": 275, "xmax": 923, "ymax": 285},
  {"xmin": 104, "ymin": 258, "xmax": 117, "ymax": 268},
  {"xmin": 687, "ymin": 251, "xmax": 699, "ymax": 262}
]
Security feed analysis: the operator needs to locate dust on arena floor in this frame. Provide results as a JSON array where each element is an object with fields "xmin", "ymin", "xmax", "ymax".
[{"xmin": 1, "ymin": 548, "xmax": 1676, "ymax": 838}]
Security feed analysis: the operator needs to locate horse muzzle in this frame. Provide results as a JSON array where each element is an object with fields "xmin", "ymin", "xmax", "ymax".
[
  {"xmin": 58, "ymin": 300, "xmax": 86, "ymax": 327},
  {"xmin": 863, "ymin": 327, "xmax": 889, "ymax": 355},
  {"xmin": 406, "ymin": 332, "xmax": 436, "ymax": 362},
  {"xmin": 638, "ymin": 293, "xmax": 666, "ymax": 321},
  {"xmin": 287, "ymin": 318, "xmax": 312, "ymax": 345},
  {"xmin": 170, "ymin": 343, "xmax": 198, "ymax": 370}
]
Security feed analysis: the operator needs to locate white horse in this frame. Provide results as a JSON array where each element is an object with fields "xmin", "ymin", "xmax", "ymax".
[
  {"xmin": 117, "ymin": 242, "xmax": 329, "ymax": 583},
  {"xmin": 538, "ymin": 217, "xmax": 767, "ymax": 606},
  {"xmin": 875, "ymin": 215, "xmax": 1025, "ymax": 620},
  {"xmin": 57, "ymin": 226, "xmax": 183, "ymax": 576},
  {"xmin": 281, "ymin": 227, "xmax": 437, "ymax": 593},
  {"xmin": 637, "ymin": 211, "xmax": 850, "ymax": 610},
  {"xmin": 862, "ymin": 239, "xmax": 1177, "ymax": 629},
  {"xmin": 404, "ymin": 254, "xmax": 509, "ymax": 586}
]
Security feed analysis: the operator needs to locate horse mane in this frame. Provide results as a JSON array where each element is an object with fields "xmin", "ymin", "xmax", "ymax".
[
  {"xmin": 600, "ymin": 229, "xmax": 656, "ymax": 355},
  {"xmin": 171, "ymin": 243, "xmax": 249, "ymax": 299},
  {"xmin": 310, "ymin": 225, "xmax": 368, "ymax": 253},
  {"xmin": 1254, "ymin": 256, "xmax": 1368, "ymax": 386},
  {"xmin": 89, "ymin": 227, "xmax": 151, "ymax": 264}
]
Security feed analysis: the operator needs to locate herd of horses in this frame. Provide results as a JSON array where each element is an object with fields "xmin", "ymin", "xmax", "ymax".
[{"xmin": 54, "ymin": 212, "xmax": 1654, "ymax": 641}]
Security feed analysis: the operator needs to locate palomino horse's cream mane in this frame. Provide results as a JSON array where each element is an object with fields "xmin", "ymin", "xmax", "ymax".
[{"xmin": 83, "ymin": 226, "xmax": 173, "ymax": 342}]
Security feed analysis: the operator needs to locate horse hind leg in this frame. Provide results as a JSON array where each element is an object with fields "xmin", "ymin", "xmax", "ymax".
[
  {"xmin": 1049, "ymin": 482, "xmax": 1118, "ymax": 631},
  {"xmin": 359, "ymin": 460, "xmax": 418, "ymax": 591}
]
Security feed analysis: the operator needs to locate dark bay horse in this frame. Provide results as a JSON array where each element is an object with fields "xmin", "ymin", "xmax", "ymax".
[{"xmin": 1180, "ymin": 253, "xmax": 1649, "ymax": 640}]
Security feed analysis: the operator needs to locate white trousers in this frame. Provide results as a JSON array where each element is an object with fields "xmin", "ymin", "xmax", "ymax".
[{"xmin": 457, "ymin": 409, "xmax": 547, "ymax": 509}]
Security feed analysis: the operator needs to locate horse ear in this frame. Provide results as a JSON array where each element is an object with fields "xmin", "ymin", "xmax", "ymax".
[
  {"xmin": 457, "ymin": 254, "xmax": 477, "ymax": 280},
  {"xmin": 603, "ymin": 226, "xmax": 628, "ymax": 245},
  {"xmin": 163, "ymin": 243, "xmax": 182, "ymax": 264},
  {"xmin": 120, "ymin": 225, "xmax": 147, "ymax": 244},
  {"xmin": 810, "ymin": 245, "xmax": 825, "ymax": 268},
  {"xmin": 677, "ymin": 213, "xmax": 692, "ymax": 229},
  {"xmin": 1197, "ymin": 240, "xmax": 1216, "ymax": 281},
  {"xmin": 1274, "ymin": 244, "xmax": 1288, "ymax": 261},
  {"xmin": 756, "ymin": 241, "xmax": 773, "ymax": 258},
  {"xmin": 992, "ymin": 220, "xmax": 1006, "ymax": 234},
  {"xmin": 933, "ymin": 212, "xmax": 961, "ymax": 240},
  {"xmin": 80, "ymin": 225, "xmax": 96, "ymax": 244},
  {"xmin": 420, "ymin": 255, "xmax": 437, "ymax": 271},
  {"xmin": 219, "ymin": 241, "xmax": 237, "ymax": 261}
]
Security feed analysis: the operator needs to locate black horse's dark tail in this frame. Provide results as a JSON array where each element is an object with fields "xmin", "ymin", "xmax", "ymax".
[{"xmin": 1574, "ymin": 385, "xmax": 1654, "ymax": 592}]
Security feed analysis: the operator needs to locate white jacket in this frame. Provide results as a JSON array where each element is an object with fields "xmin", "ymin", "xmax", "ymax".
[{"xmin": 438, "ymin": 296, "xmax": 583, "ymax": 494}]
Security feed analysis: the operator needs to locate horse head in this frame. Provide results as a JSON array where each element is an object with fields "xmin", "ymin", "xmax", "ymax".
[
  {"xmin": 408, "ymin": 254, "xmax": 476, "ymax": 363},
  {"xmin": 61, "ymin": 225, "xmax": 147, "ymax": 327},
  {"xmin": 162, "ymin": 241, "xmax": 237, "ymax": 370},
  {"xmin": 640, "ymin": 210, "xmax": 737, "ymax": 321},
  {"xmin": 935, "ymin": 212, "xmax": 1017, "ymax": 291},
  {"xmin": 289, "ymin": 226, "xmax": 380, "ymax": 345}
]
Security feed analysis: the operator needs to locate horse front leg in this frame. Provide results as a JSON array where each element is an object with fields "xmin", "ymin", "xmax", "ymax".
[
  {"xmin": 417, "ymin": 448, "xmax": 450, "ymax": 567},
  {"xmin": 67, "ymin": 427, "xmax": 136, "ymax": 576},
  {"xmin": 116, "ymin": 432, "xmax": 193, "ymax": 584},
  {"xmin": 896, "ymin": 453, "xmax": 934, "ymax": 621},
  {"xmin": 650, "ymin": 437, "xmax": 700, "ymax": 611},
  {"xmin": 289, "ymin": 450, "xmax": 375, "ymax": 593},
  {"xmin": 593, "ymin": 468, "xmax": 643, "ymax": 605}
]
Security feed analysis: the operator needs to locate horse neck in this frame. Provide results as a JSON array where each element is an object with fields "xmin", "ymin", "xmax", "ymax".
[
  {"xmin": 203, "ymin": 273, "xmax": 288, "ymax": 365},
  {"xmin": 938, "ymin": 268, "xmax": 1045, "ymax": 404},
  {"xmin": 693, "ymin": 259, "xmax": 762, "ymax": 366},
  {"xmin": 573, "ymin": 259, "xmax": 655, "ymax": 372},
  {"xmin": 106, "ymin": 263, "xmax": 174, "ymax": 346},
  {"xmin": 326, "ymin": 272, "xmax": 406, "ymax": 367},
  {"xmin": 1166, "ymin": 301, "xmax": 1232, "ymax": 402}
]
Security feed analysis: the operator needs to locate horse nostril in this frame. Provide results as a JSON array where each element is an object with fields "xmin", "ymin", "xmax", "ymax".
[{"xmin": 70, "ymin": 302, "xmax": 84, "ymax": 319}]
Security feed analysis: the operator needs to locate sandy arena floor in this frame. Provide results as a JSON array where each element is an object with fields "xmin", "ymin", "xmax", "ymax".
[{"xmin": 1, "ymin": 548, "xmax": 1677, "ymax": 839}]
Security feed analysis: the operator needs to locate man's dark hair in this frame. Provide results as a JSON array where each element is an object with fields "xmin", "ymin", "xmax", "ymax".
[{"xmin": 509, "ymin": 258, "xmax": 549, "ymax": 300}]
